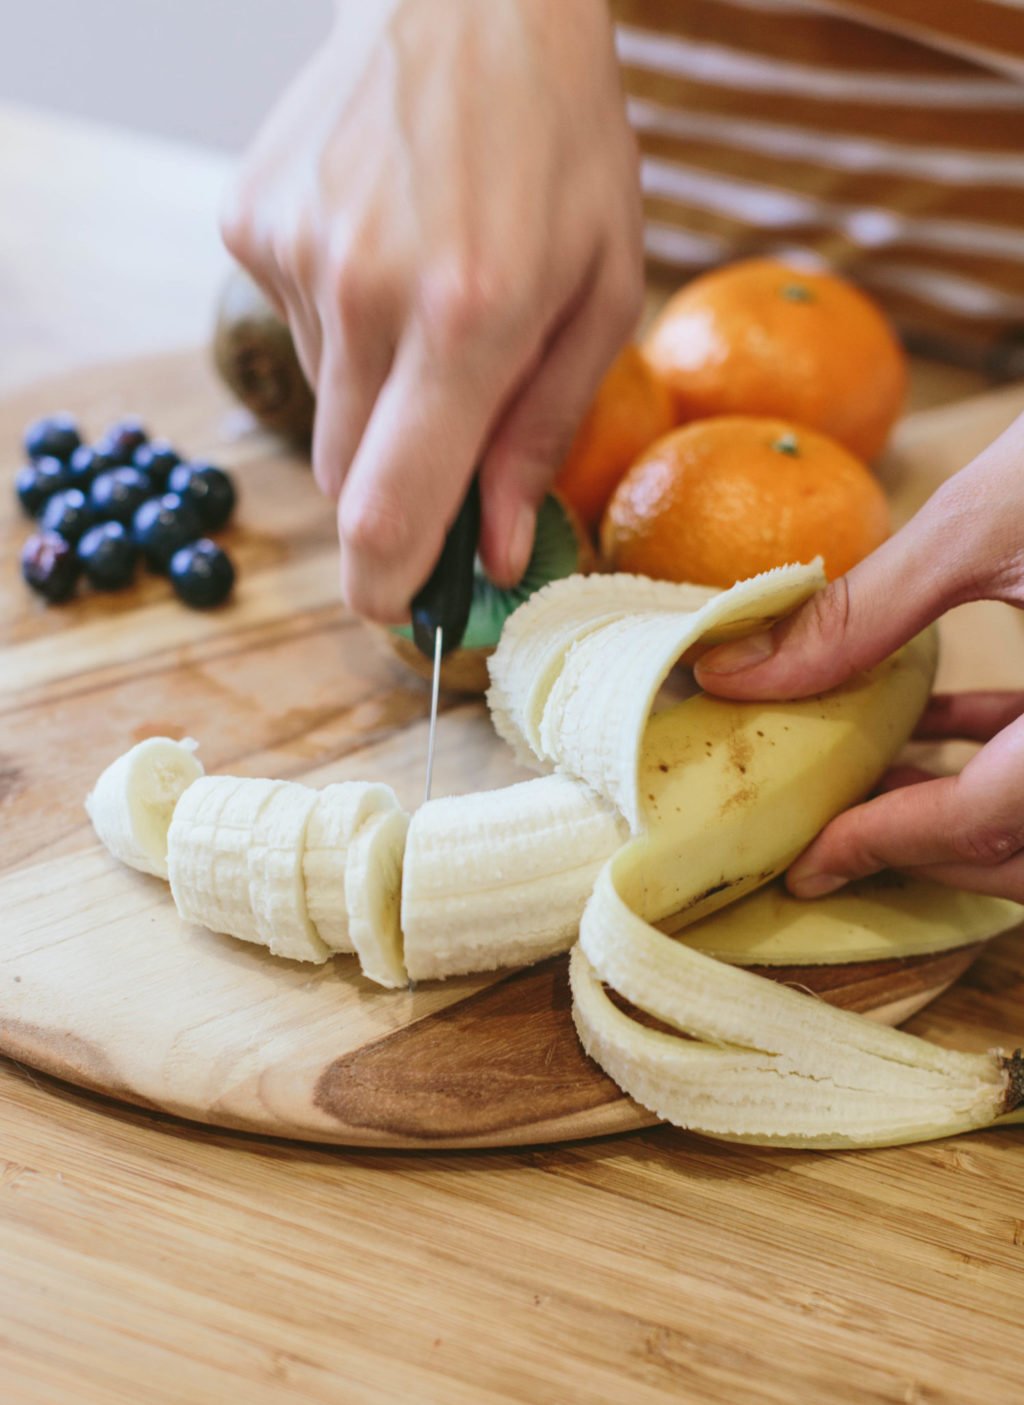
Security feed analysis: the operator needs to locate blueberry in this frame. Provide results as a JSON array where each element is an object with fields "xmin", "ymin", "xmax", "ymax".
[
  {"xmin": 77, "ymin": 520, "xmax": 138, "ymax": 590},
  {"xmin": 89, "ymin": 467, "xmax": 151, "ymax": 526},
  {"xmin": 67, "ymin": 443, "xmax": 116, "ymax": 490},
  {"xmin": 133, "ymin": 439, "xmax": 180, "ymax": 491},
  {"xmin": 16, "ymin": 456, "xmax": 74, "ymax": 519},
  {"xmin": 169, "ymin": 539, "xmax": 235, "ymax": 609},
  {"xmin": 40, "ymin": 488, "xmax": 96, "ymax": 544},
  {"xmin": 132, "ymin": 492, "xmax": 202, "ymax": 572},
  {"xmin": 16, "ymin": 457, "xmax": 66, "ymax": 517},
  {"xmin": 167, "ymin": 462, "xmax": 236, "ymax": 531},
  {"xmin": 21, "ymin": 531, "xmax": 79, "ymax": 602},
  {"xmin": 15, "ymin": 464, "xmax": 46, "ymax": 517},
  {"xmin": 98, "ymin": 416, "xmax": 148, "ymax": 464},
  {"xmin": 23, "ymin": 413, "xmax": 81, "ymax": 463}
]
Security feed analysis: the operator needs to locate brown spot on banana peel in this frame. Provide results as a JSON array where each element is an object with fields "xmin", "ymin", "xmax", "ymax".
[
  {"xmin": 727, "ymin": 729, "xmax": 754, "ymax": 775},
  {"xmin": 1002, "ymin": 1049, "xmax": 1024, "ymax": 1114},
  {"xmin": 673, "ymin": 868, "xmax": 778, "ymax": 916},
  {"xmin": 685, "ymin": 878, "xmax": 737, "ymax": 908},
  {"xmin": 718, "ymin": 783, "xmax": 760, "ymax": 817}
]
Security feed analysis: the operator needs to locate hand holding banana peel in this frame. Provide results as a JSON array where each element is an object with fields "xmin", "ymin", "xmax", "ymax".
[
  {"xmin": 86, "ymin": 560, "xmax": 1024, "ymax": 1151},
  {"xmin": 697, "ymin": 410, "xmax": 1024, "ymax": 904}
]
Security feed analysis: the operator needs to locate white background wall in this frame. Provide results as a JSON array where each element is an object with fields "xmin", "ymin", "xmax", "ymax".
[{"xmin": 0, "ymin": 0, "xmax": 335, "ymax": 149}]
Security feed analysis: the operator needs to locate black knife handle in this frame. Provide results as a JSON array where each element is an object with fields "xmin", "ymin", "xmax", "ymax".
[{"xmin": 411, "ymin": 478, "xmax": 480, "ymax": 658}]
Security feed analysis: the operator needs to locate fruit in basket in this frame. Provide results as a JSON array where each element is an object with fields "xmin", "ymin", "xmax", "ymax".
[
  {"xmin": 386, "ymin": 493, "xmax": 593, "ymax": 693},
  {"xmin": 600, "ymin": 416, "xmax": 890, "ymax": 587},
  {"xmin": 644, "ymin": 259, "xmax": 907, "ymax": 461},
  {"xmin": 553, "ymin": 344, "xmax": 675, "ymax": 531},
  {"xmin": 213, "ymin": 266, "xmax": 315, "ymax": 444}
]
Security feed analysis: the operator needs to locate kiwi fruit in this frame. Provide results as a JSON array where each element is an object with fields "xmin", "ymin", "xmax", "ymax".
[
  {"xmin": 212, "ymin": 267, "xmax": 315, "ymax": 444},
  {"xmin": 384, "ymin": 493, "xmax": 595, "ymax": 695}
]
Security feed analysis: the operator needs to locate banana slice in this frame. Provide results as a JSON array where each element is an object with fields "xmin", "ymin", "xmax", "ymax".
[
  {"xmin": 401, "ymin": 773, "xmax": 628, "ymax": 981},
  {"xmin": 346, "ymin": 807, "xmax": 410, "ymax": 989},
  {"xmin": 247, "ymin": 781, "xmax": 327, "ymax": 962},
  {"xmin": 168, "ymin": 775, "xmax": 280, "ymax": 944},
  {"xmin": 85, "ymin": 736, "xmax": 204, "ymax": 879},
  {"xmin": 302, "ymin": 782, "xmax": 399, "ymax": 953}
]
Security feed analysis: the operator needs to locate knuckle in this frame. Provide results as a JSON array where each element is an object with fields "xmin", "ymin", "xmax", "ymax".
[
  {"xmin": 338, "ymin": 569, "xmax": 385, "ymax": 623},
  {"xmin": 950, "ymin": 823, "xmax": 1022, "ymax": 866},
  {"xmin": 330, "ymin": 252, "xmax": 390, "ymax": 337},
  {"xmin": 333, "ymin": 259, "xmax": 370, "ymax": 327},
  {"xmin": 419, "ymin": 260, "xmax": 517, "ymax": 351},
  {"xmin": 926, "ymin": 483, "xmax": 986, "ymax": 600},
  {"xmin": 338, "ymin": 571, "xmax": 376, "ymax": 621},
  {"xmin": 219, "ymin": 193, "xmax": 254, "ymax": 264},
  {"xmin": 837, "ymin": 826, "xmax": 887, "ymax": 881},
  {"xmin": 338, "ymin": 490, "xmax": 413, "ymax": 563},
  {"xmin": 497, "ymin": 412, "xmax": 578, "ymax": 474},
  {"xmin": 805, "ymin": 575, "xmax": 852, "ymax": 644},
  {"xmin": 925, "ymin": 473, "xmax": 1023, "ymax": 607},
  {"xmin": 274, "ymin": 219, "xmax": 316, "ymax": 285},
  {"xmin": 602, "ymin": 261, "xmax": 645, "ymax": 340}
]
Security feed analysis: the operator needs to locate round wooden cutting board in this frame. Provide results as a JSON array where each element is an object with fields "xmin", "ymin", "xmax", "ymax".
[{"xmin": 2, "ymin": 354, "xmax": 1022, "ymax": 1148}]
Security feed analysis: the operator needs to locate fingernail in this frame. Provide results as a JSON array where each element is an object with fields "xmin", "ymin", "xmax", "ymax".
[
  {"xmin": 789, "ymin": 871, "xmax": 848, "ymax": 899},
  {"xmin": 698, "ymin": 630, "xmax": 775, "ymax": 676},
  {"xmin": 507, "ymin": 504, "xmax": 535, "ymax": 584}
]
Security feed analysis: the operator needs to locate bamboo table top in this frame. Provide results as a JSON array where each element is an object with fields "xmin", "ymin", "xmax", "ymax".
[{"xmin": 2, "ymin": 103, "xmax": 1023, "ymax": 1405}]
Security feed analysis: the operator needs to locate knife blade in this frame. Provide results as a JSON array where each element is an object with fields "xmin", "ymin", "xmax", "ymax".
[{"xmin": 410, "ymin": 477, "xmax": 481, "ymax": 803}]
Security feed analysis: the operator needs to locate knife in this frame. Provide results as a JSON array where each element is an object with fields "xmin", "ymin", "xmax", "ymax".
[{"xmin": 410, "ymin": 477, "xmax": 481, "ymax": 803}]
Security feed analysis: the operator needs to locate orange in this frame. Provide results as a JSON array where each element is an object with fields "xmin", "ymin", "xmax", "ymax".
[
  {"xmin": 555, "ymin": 343, "xmax": 676, "ymax": 530},
  {"xmin": 643, "ymin": 259, "xmax": 907, "ymax": 462},
  {"xmin": 600, "ymin": 416, "xmax": 890, "ymax": 588}
]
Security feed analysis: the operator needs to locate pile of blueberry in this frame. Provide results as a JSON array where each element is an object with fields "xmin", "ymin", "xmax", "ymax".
[{"xmin": 16, "ymin": 413, "xmax": 237, "ymax": 609}]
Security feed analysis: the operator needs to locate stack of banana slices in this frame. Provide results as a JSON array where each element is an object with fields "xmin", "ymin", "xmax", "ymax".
[{"xmin": 87, "ymin": 561, "xmax": 1024, "ymax": 1149}]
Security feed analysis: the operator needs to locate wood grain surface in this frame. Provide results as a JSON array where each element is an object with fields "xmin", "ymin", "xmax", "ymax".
[{"xmin": 5, "ymin": 353, "xmax": 1008, "ymax": 1149}]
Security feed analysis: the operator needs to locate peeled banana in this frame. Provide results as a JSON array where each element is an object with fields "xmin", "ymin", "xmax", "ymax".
[{"xmin": 86, "ymin": 561, "xmax": 1024, "ymax": 1149}]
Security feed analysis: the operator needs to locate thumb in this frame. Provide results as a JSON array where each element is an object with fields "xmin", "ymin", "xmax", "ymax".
[{"xmin": 694, "ymin": 495, "xmax": 972, "ymax": 701}]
